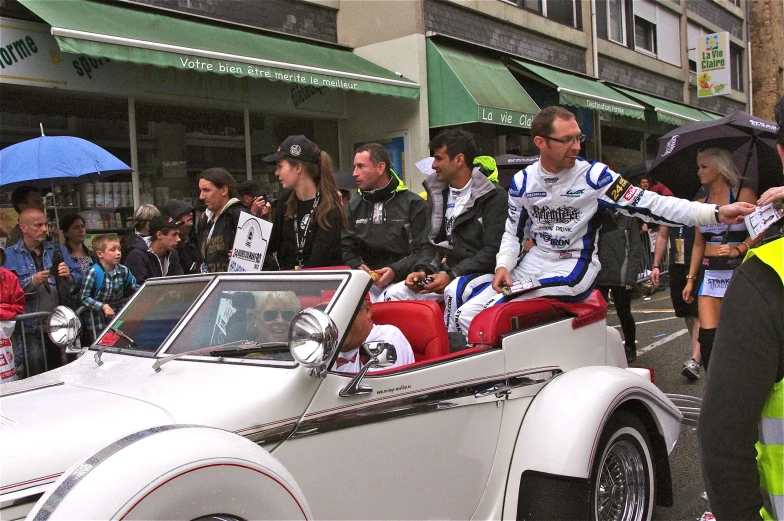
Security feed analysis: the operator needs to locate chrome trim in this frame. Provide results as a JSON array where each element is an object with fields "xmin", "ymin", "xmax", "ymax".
[
  {"xmin": 51, "ymin": 28, "xmax": 420, "ymax": 89},
  {"xmin": 31, "ymin": 424, "xmax": 205, "ymax": 521},
  {"xmin": 665, "ymin": 393, "xmax": 702, "ymax": 426},
  {"xmin": 475, "ymin": 384, "xmax": 511, "ymax": 399},
  {"xmin": 0, "ymin": 492, "xmax": 44, "ymax": 509},
  {"xmin": 242, "ymin": 422, "xmax": 299, "ymax": 445},
  {"xmin": 0, "ymin": 381, "xmax": 64, "ymax": 398}
]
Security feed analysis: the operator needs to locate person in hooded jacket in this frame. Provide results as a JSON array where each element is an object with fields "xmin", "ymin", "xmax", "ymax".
[
  {"xmin": 125, "ymin": 216, "xmax": 184, "ymax": 284},
  {"xmin": 197, "ymin": 168, "xmax": 245, "ymax": 273},
  {"xmin": 342, "ymin": 143, "xmax": 427, "ymax": 300}
]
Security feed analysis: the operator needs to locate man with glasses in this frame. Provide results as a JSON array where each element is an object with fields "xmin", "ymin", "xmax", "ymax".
[{"xmin": 447, "ymin": 105, "xmax": 755, "ymax": 337}]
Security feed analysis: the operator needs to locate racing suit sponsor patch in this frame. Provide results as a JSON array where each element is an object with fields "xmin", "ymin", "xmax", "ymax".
[
  {"xmin": 623, "ymin": 186, "xmax": 640, "ymax": 201},
  {"xmin": 606, "ymin": 177, "xmax": 630, "ymax": 202},
  {"xmin": 526, "ymin": 191, "xmax": 546, "ymax": 198}
]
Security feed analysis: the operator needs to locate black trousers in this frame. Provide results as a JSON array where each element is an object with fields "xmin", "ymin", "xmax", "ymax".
[{"xmin": 599, "ymin": 286, "xmax": 636, "ymax": 350}]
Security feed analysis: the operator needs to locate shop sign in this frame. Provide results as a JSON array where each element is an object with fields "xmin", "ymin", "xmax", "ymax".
[
  {"xmin": 696, "ymin": 32, "xmax": 731, "ymax": 98},
  {"xmin": 0, "ymin": 17, "xmax": 344, "ymax": 115},
  {"xmin": 479, "ymin": 106, "xmax": 534, "ymax": 129}
]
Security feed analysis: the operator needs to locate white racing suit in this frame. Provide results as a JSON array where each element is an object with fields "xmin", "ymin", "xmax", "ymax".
[{"xmin": 449, "ymin": 158, "xmax": 719, "ymax": 336}]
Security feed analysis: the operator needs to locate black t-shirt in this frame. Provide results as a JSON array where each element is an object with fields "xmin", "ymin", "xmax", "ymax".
[
  {"xmin": 269, "ymin": 193, "xmax": 343, "ymax": 270},
  {"xmin": 668, "ymin": 225, "xmax": 696, "ymax": 265}
]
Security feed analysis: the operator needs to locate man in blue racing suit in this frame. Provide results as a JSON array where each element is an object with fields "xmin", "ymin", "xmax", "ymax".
[{"xmin": 448, "ymin": 106, "xmax": 755, "ymax": 336}]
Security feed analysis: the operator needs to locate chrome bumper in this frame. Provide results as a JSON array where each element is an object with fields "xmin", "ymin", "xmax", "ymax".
[{"xmin": 666, "ymin": 393, "xmax": 702, "ymax": 426}]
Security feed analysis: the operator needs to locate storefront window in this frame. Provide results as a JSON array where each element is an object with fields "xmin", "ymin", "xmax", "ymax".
[{"xmin": 135, "ymin": 102, "xmax": 245, "ymax": 209}]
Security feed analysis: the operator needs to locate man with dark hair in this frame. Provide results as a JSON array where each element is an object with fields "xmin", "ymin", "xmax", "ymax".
[
  {"xmin": 7, "ymin": 186, "xmax": 44, "ymax": 245},
  {"xmin": 342, "ymin": 143, "xmax": 427, "ymax": 300},
  {"xmin": 125, "ymin": 215, "xmax": 184, "ymax": 284},
  {"xmin": 198, "ymin": 168, "xmax": 245, "ymax": 273},
  {"xmin": 699, "ymin": 96, "xmax": 784, "ymax": 520},
  {"xmin": 448, "ymin": 105, "xmax": 754, "ymax": 336},
  {"xmin": 381, "ymin": 129, "xmax": 508, "ymax": 333},
  {"xmin": 163, "ymin": 199, "xmax": 200, "ymax": 274}
]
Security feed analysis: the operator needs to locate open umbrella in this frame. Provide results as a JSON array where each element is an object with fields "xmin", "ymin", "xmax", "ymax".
[{"xmin": 647, "ymin": 111, "xmax": 781, "ymax": 200}]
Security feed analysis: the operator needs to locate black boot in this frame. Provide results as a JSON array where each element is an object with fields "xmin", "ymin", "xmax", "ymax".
[
  {"xmin": 698, "ymin": 328, "xmax": 716, "ymax": 372},
  {"xmin": 624, "ymin": 344, "xmax": 637, "ymax": 364}
]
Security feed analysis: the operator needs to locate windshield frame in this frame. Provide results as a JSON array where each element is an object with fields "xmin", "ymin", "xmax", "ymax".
[
  {"xmin": 153, "ymin": 272, "xmax": 351, "ymax": 365},
  {"xmin": 88, "ymin": 274, "xmax": 215, "ymax": 358}
]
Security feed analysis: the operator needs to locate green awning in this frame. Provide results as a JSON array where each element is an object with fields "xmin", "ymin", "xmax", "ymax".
[
  {"xmin": 427, "ymin": 41, "xmax": 539, "ymax": 129},
  {"xmin": 18, "ymin": 0, "xmax": 419, "ymax": 99},
  {"xmin": 611, "ymin": 87, "xmax": 715, "ymax": 126},
  {"xmin": 509, "ymin": 59, "xmax": 645, "ymax": 121},
  {"xmin": 701, "ymin": 110, "xmax": 725, "ymax": 120}
]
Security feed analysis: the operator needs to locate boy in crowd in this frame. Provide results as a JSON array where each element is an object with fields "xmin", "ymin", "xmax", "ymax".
[
  {"xmin": 126, "ymin": 216, "xmax": 184, "ymax": 284},
  {"xmin": 80, "ymin": 234, "xmax": 139, "ymax": 338}
]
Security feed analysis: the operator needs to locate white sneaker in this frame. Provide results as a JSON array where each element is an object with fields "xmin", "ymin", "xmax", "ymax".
[{"xmin": 681, "ymin": 358, "xmax": 700, "ymax": 381}]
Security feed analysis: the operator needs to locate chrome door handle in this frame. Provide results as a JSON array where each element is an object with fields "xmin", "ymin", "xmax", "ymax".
[{"xmin": 475, "ymin": 384, "xmax": 511, "ymax": 399}]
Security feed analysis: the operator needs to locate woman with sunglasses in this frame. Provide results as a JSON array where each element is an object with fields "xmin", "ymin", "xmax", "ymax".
[
  {"xmin": 262, "ymin": 135, "xmax": 344, "ymax": 270},
  {"xmin": 252, "ymin": 291, "xmax": 300, "ymax": 344}
]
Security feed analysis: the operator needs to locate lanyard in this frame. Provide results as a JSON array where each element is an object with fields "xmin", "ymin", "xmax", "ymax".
[{"xmin": 294, "ymin": 192, "xmax": 320, "ymax": 269}]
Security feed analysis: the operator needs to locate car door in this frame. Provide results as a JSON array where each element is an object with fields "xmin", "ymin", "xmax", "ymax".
[{"xmin": 272, "ymin": 348, "xmax": 506, "ymax": 520}]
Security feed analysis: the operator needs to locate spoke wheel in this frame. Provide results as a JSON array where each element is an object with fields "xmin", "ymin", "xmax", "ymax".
[{"xmin": 591, "ymin": 411, "xmax": 655, "ymax": 521}]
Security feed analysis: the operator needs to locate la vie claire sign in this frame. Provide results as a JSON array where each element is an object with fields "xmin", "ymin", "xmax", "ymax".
[{"xmin": 479, "ymin": 107, "xmax": 534, "ymax": 128}]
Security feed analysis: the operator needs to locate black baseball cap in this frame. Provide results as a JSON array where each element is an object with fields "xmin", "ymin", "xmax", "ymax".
[
  {"xmin": 262, "ymin": 135, "xmax": 321, "ymax": 164},
  {"xmin": 162, "ymin": 199, "xmax": 193, "ymax": 224},
  {"xmin": 237, "ymin": 179, "xmax": 264, "ymax": 198},
  {"xmin": 149, "ymin": 215, "xmax": 180, "ymax": 237}
]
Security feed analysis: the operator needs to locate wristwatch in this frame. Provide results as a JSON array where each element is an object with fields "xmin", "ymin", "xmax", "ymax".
[
  {"xmin": 714, "ymin": 205, "xmax": 721, "ymax": 223},
  {"xmin": 685, "ymin": 274, "xmax": 697, "ymax": 280}
]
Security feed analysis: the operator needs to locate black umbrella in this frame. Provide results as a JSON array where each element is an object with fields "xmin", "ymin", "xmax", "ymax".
[
  {"xmin": 648, "ymin": 111, "xmax": 781, "ymax": 199},
  {"xmin": 620, "ymin": 160, "xmax": 653, "ymax": 181},
  {"xmin": 494, "ymin": 154, "xmax": 539, "ymax": 190}
]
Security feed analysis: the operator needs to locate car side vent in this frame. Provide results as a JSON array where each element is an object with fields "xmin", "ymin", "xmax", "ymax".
[{"xmin": 517, "ymin": 470, "xmax": 590, "ymax": 520}]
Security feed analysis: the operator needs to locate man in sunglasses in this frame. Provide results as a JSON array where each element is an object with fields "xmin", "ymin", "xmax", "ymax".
[{"xmin": 447, "ymin": 105, "xmax": 755, "ymax": 337}]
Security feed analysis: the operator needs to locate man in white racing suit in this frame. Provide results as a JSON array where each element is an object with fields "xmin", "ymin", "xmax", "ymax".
[{"xmin": 448, "ymin": 106, "xmax": 755, "ymax": 336}]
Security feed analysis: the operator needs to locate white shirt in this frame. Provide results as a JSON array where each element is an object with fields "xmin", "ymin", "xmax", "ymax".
[
  {"xmin": 445, "ymin": 179, "xmax": 473, "ymax": 240},
  {"xmin": 333, "ymin": 324, "xmax": 415, "ymax": 373}
]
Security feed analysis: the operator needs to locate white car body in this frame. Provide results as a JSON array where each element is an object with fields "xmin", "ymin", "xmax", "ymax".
[{"xmin": 0, "ymin": 271, "xmax": 690, "ymax": 520}]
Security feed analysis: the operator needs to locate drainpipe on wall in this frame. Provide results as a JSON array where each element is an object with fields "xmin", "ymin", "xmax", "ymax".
[
  {"xmin": 745, "ymin": 0, "xmax": 753, "ymax": 115},
  {"xmin": 590, "ymin": 0, "xmax": 602, "ymax": 161}
]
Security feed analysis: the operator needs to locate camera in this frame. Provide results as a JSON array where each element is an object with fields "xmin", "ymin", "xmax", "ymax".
[{"xmin": 257, "ymin": 195, "xmax": 279, "ymax": 207}]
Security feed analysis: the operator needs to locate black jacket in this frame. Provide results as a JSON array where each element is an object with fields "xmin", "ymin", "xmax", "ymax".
[
  {"xmin": 414, "ymin": 168, "xmax": 507, "ymax": 278},
  {"xmin": 596, "ymin": 211, "xmax": 643, "ymax": 286},
  {"xmin": 268, "ymin": 190, "xmax": 343, "ymax": 270},
  {"xmin": 341, "ymin": 176, "xmax": 427, "ymax": 282},
  {"xmin": 198, "ymin": 199, "xmax": 245, "ymax": 273},
  {"xmin": 125, "ymin": 245, "xmax": 184, "ymax": 284},
  {"xmin": 177, "ymin": 228, "xmax": 201, "ymax": 275}
]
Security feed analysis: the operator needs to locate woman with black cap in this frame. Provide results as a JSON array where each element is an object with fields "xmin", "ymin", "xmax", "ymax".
[{"xmin": 262, "ymin": 135, "xmax": 344, "ymax": 270}]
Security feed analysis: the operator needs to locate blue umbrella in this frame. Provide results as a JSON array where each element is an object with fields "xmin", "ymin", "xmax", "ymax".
[{"xmin": 0, "ymin": 134, "xmax": 131, "ymax": 191}]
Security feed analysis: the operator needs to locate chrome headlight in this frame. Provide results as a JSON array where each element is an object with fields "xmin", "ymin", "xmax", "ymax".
[
  {"xmin": 48, "ymin": 305, "xmax": 82, "ymax": 348},
  {"xmin": 289, "ymin": 308, "xmax": 338, "ymax": 372}
]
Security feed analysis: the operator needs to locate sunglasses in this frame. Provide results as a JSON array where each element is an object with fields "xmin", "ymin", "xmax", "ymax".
[{"xmin": 262, "ymin": 310, "xmax": 296, "ymax": 322}]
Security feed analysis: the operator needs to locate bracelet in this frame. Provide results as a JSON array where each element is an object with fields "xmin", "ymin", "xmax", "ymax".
[
  {"xmin": 733, "ymin": 246, "xmax": 742, "ymax": 256},
  {"xmin": 652, "ymin": 265, "xmax": 660, "ymax": 269},
  {"xmin": 741, "ymin": 240, "xmax": 751, "ymax": 252},
  {"xmin": 685, "ymin": 274, "xmax": 697, "ymax": 280}
]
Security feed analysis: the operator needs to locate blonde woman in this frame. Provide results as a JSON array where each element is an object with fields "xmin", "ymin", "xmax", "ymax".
[
  {"xmin": 252, "ymin": 291, "xmax": 301, "ymax": 344},
  {"xmin": 682, "ymin": 148, "xmax": 760, "ymax": 379}
]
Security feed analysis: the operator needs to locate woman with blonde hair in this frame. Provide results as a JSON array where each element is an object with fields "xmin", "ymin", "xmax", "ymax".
[
  {"xmin": 252, "ymin": 291, "xmax": 300, "ymax": 343},
  {"xmin": 681, "ymin": 148, "xmax": 760, "ymax": 379},
  {"xmin": 262, "ymin": 135, "xmax": 344, "ymax": 270}
]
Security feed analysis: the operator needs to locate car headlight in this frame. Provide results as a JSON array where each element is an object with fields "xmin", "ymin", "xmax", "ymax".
[
  {"xmin": 288, "ymin": 308, "xmax": 338, "ymax": 372},
  {"xmin": 48, "ymin": 305, "xmax": 82, "ymax": 348}
]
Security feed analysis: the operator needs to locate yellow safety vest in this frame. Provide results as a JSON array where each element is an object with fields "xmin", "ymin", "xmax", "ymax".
[{"xmin": 747, "ymin": 238, "xmax": 784, "ymax": 521}]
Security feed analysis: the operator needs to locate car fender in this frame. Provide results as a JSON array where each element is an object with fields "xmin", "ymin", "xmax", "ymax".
[
  {"xmin": 27, "ymin": 424, "xmax": 312, "ymax": 520},
  {"xmin": 509, "ymin": 365, "xmax": 682, "ymax": 480}
]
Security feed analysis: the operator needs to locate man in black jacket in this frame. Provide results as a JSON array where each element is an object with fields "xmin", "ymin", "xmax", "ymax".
[
  {"xmin": 381, "ymin": 129, "xmax": 507, "ymax": 319},
  {"xmin": 163, "ymin": 199, "xmax": 200, "ymax": 274},
  {"xmin": 197, "ymin": 168, "xmax": 245, "ymax": 273},
  {"xmin": 126, "ymin": 216, "xmax": 184, "ymax": 284},
  {"xmin": 342, "ymin": 143, "xmax": 427, "ymax": 300}
]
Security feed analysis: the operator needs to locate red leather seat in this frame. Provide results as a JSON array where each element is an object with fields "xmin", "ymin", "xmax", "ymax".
[
  {"xmin": 467, "ymin": 290, "xmax": 608, "ymax": 346},
  {"xmin": 371, "ymin": 301, "xmax": 450, "ymax": 362}
]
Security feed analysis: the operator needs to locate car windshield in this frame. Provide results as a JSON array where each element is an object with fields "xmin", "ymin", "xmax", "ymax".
[
  {"xmin": 165, "ymin": 276, "xmax": 344, "ymax": 361},
  {"xmin": 93, "ymin": 279, "xmax": 210, "ymax": 353}
]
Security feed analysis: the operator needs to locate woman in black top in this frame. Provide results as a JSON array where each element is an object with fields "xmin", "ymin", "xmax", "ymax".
[{"xmin": 263, "ymin": 135, "xmax": 344, "ymax": 270}]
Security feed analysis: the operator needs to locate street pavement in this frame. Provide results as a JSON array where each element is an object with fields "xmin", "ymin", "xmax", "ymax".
[{"xmin": 605, "ymin": 284, "xmax": 709, "ymax": 521}]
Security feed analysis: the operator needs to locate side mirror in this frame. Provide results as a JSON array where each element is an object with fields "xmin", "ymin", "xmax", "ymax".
[
  {"xmin": 47, "ymin": 306, "xmax": 82, "ymax": 353},
  {"xmin": 339, "ymin": 342, "xmax": 398, "ymax": 397},
  {"xmin": 289, "ymin": 308, "xmax": 339, "ymax": 378}
]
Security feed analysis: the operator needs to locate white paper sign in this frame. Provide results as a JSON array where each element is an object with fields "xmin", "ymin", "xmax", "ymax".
[
  {"xmin": 227, "ymin": 213, "xmax": 272, "ymax": 272},
  {"xmin": 744, "ymin": 203, "xmax": 784, "ymax": 240},
  {"xmin": 415, "ymin": 157, "xmax": 436, "ymax": 176}
]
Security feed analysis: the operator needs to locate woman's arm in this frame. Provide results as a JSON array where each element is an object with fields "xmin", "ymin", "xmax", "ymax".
[{"xmin": 683, "ymin": 226, "xmax": 706, "ymax": 303}]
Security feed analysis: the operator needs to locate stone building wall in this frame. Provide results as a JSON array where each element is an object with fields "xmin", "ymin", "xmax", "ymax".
[{"xmin": 750, "ymin": 0, "xmax": 784, "ymax": 120}]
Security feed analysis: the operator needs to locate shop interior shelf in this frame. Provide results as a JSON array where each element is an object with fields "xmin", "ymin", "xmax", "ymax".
[
  {"xmin": 87, "ymin": 228, "xmax": 134, "ymax": 233},
  {"xmin": 82, "ymin": 207, "xmax": 134, "ymax": 211}
]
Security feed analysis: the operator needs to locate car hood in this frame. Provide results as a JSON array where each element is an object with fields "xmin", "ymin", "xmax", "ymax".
[{"xmin": 0, "ymin": 352, "xmax": 317, "ymax": 497}]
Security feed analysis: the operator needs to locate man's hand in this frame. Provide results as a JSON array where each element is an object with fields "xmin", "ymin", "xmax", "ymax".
[
  {"xmin": 373, "ymin": 266, "xmax": 396, "ymax": 287},
  {"xmin": 422, "ymin": 272, "xmax": 450, "ymax": 294},
  {"xmin": 718, "ymin": 202, "xmax": 755, "ymax": 224},
  {"xmin": 650, "ymin": 267, "xmax": 660, "ymax": 287},
  {"xmin": 250, "ymin": 197, "xmax": 272, "ymax": 218},
  {"xmin": 56, "ymin": 262, "xmax": 70, "ymax": 278},
  {"xmin": 491, "ymin": 267, "xmax": 513, "ymax": 293},
  {"xmin": 404, "ymin": 271, "xmax": 427, "ymax": 291},
  {"xmin": 32, "ymin": 270, "xmax": 50, "ymax": 286},
  {"xmin": 102, "ymin": 304, "xmax": 115, "ymax": 318},
  {"xmin": 758, "ymin": 186, "xmax": 784, "ymax": 206}
]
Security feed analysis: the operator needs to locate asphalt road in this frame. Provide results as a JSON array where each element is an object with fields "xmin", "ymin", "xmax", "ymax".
[{"xmin": 605, "ymin": 284, "xmax": 709, "ymax": 521}]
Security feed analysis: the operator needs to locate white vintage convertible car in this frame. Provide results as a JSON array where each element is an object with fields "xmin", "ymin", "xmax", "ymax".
[{"xmin": 0, "ymin": 270, "xmax": 698, "ymax": 520}]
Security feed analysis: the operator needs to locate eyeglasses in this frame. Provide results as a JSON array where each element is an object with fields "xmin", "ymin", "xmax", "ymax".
[
  {"xmin": 262, "ymin": 310, "xmax": 296, "ymax": 322},
  {"xmin": 543, "ymin": 134, "xmax": 586, "ymax": 145}
]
